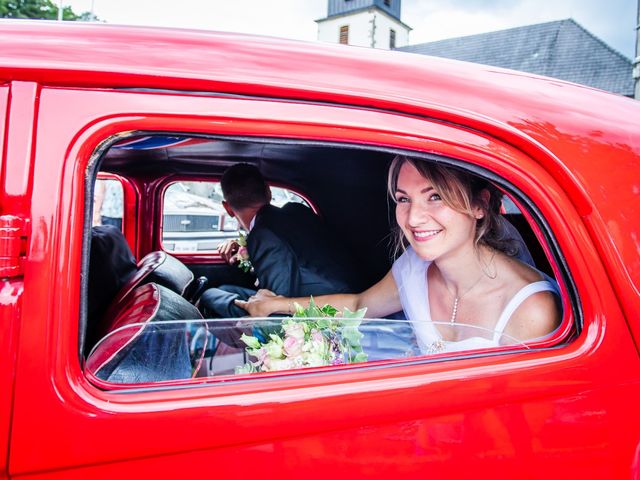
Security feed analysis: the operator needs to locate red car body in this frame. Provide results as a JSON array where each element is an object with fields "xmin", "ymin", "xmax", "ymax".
[{"xmin": 0, "ymin": 20, "xmax": 639, "ymax": 479}]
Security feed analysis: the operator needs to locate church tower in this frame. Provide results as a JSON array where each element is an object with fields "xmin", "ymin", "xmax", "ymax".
[{"xmin": 316, "ymin": 0, "xmax": 411, "ymax": 50}]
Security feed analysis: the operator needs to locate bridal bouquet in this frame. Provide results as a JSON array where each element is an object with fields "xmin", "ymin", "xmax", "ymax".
[{"xmin": 235, "ymin": 299, "xmax": 368, "ymax": 374}]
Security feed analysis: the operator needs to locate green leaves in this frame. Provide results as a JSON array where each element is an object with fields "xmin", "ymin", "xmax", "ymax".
[
  {"xmin": 342, "ymin": 307, "xmax": 367, "ymax": 319},
  {"xmin": 341, "ymin": 325, "xmax": 363, "ymax": 347},
  {"xmin": 0, "ymin": 0, "xmax": 82, "ymax": 20},
  {"xmin": 320, "ymin": 304, "xmax": 338, "ymax": 317},
  {"xmin": 293, "ymin": 296, "xmax": 324, "ymax": 319},
  {"xmin": 237, "ymin": 232, "xmax": 248, "ymax": 247},
  {"xmin": 292, "ymin": 297, "xmax": 366, "ymax": 322},
  {"xmin": 352, "ymin": 352, "xmax": 368, "ymax": 363}
]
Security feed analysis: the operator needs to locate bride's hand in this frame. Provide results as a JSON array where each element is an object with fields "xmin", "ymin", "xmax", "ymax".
[{"xmin": 235, "ymin": 289, "xmax": 280, "ymax": 317}]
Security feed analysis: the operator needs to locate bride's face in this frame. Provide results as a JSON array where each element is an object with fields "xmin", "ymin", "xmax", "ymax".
[{"xmin": 394, "ymin": 162, "xmax": 480, "ymax": 262}]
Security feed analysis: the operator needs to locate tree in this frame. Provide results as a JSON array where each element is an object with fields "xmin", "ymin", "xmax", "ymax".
[{"xmin": 0, "ymin": 0, "xmax": 80, "ymax": 21}]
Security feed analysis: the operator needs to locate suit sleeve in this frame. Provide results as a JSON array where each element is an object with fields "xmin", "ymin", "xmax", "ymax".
[{"xmin": 248, "ymin": 227, "xmax": 300, "ymax": 297}]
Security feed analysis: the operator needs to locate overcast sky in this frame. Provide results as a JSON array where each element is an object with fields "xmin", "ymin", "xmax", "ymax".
[{"xmin": 63, "ymin": 0, "xmax": 637, "ymax": 59}]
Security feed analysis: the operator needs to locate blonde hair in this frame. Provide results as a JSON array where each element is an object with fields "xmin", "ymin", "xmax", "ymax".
[{"xmin": 388, "ymin": 156, "xmax": 515, "ymax": 258}]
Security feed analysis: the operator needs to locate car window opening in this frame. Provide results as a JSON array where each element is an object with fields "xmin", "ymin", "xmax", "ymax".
[{"xmin": 84, "ymin": 134, "xmax": 571, "ymax": 390}]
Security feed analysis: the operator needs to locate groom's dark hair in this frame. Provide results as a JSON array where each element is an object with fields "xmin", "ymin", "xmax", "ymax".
[{"xmin": 221, "ymin": 163, "xmax": 271, "ymax": 210}]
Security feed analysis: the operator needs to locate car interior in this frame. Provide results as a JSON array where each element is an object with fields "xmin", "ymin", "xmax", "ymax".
[{"xmin": 83, "ymin": 134, "xmax": 566, "ymax": 389}]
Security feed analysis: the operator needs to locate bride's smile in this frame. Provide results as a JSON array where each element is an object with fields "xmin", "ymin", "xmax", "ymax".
[{"xmin": 412, "ymin": 229, "xmax": 442, "ymax": 241}]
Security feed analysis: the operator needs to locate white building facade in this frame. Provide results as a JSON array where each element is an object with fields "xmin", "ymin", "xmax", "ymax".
[{"xmin": 316, "ymin": 0, "xmax": 411, "ymax": 50}]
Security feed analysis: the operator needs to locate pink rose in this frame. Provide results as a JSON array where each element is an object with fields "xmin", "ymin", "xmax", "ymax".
[
  {"xmin": 284, "ymin": 335, "xmax": 304, "ymax": 358},
  {"xmin": 283, "ymin": 322, "xmax": 305, "ymax": 340},
  {"xmin": 238, "ymin": 246, "xmax": 248, "ymax": 258}
]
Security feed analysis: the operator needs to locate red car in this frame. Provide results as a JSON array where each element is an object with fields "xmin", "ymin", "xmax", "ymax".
[{"xmin": 0, "ymin": 20, "xmax": 639, "ymax": 479}]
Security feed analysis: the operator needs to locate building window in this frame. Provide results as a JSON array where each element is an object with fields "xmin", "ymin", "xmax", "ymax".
[
  {"xmin": 339, "ymin": 25, "xmax": 349, "ymax": 45},
  {"xmin": 384, "ymin": 0, "xmax": 391, "ymax": 6},
  {"xmin": 389, "ymin": 29, "xmax": 396, "ymax": 49}
]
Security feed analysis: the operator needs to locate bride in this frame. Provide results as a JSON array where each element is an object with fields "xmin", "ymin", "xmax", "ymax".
[{"xmin": 235, "ymin": 156, "xmax": 562, "ymax": 354}]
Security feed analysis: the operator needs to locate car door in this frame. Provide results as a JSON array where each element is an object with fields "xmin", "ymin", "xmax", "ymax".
[{"xmin": 9, "ymin": 86, "xmax": 640, "ymax": 479}]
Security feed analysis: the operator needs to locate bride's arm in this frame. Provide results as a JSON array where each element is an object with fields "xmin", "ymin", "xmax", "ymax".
[{"xmin": 235, "ymin": 269, "xmax": 402, "ymax": 318}]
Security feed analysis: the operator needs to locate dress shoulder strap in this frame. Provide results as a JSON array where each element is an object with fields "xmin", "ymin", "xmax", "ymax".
[{"xmin": 492, "ymin": 281, "xmax": 558, "ymax": 342}]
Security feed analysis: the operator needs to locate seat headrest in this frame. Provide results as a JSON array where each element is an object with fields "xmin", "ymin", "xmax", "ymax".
[
  {"xmin": 139, "ymin": 251, "xmax": 195, "ymax": 296},
  {"xmin": 109, "ymin": 251, "xmax": 195, "ymax": 308},
  {"xmin": 86, "ymin": 283, "xmax": 202, "ymax": 384}
]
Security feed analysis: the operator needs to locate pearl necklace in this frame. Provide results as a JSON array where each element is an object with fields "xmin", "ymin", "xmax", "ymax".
[
  {"xmin": 445, "ymin": 272, "xmax": 485, "ymax": 324},
  {"xmin": 450, "ymin": 297, "xmax": 460, "ymax": 324}
]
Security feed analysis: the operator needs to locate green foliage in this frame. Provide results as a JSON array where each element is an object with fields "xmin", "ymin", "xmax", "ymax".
[
  {"xmin": 0, "ymin": 0, "xmax": 81, "ymax": 20},
  {"xmin": 292, "ymin": 297, "xmax": 366, "ymax": 321}
]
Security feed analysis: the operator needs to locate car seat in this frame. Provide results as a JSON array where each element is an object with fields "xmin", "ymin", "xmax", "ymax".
[
  {"xmin": 85, "ymin": 283, "xmax": 202, "ymax": 384},
  {"xmin": 86, "ymin": 227, "xmax": 208, "ymax": 353}
]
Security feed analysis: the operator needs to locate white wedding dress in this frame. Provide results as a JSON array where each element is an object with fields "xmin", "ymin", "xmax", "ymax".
[{"xmin": 391, "ymin": 247, "xmax": 560, "ymax": 354}]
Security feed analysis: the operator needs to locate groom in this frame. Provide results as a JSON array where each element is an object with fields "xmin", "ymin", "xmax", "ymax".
[{"xmin": 198, "ymin": 163, "xmax": 362, "ymax": 325}]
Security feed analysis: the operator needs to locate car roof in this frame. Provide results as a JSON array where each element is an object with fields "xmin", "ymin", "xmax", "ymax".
[
  {"xmin": 1, "ymin": 20, "xmax": 639, "ymax": 283},
  {"xmin": 0, "ymin": 21, "xmax": 636, "ymax": 156}
]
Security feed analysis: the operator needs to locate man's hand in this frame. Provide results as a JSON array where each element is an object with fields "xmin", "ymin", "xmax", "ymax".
[
  {"xmin": 234, "ymin": 289, "xmax": 279, "ymax": 317},
  {"xmin": 217, "ymin": 239, "xmax": 240, "ymax": 264}
]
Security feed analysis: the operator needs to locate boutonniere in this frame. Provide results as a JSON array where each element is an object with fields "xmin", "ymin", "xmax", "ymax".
[{"xmin": 234, "ymin": 232, "xmax": 253, "ymax": 273}]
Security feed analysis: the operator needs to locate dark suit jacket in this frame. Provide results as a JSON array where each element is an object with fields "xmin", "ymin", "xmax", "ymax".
[{"xmin": 247, "ymin": 203, "xmax": 362, "ymax": 296}]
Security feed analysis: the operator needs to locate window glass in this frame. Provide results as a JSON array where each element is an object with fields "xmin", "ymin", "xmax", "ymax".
[
  {"xmin": 501, "ymin": 195, "xmax": 521, "ymax": 214},
  {"xmin": 161, "ymin": 181, "xmax": 309, "ymax": 253},
  {"xmin": 93, "ymin": 178, "xmax": 124, "ymax": 230},
  {"xmin": 85, "ymin": 315, "xmax": 534, "ymax": 387}
]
